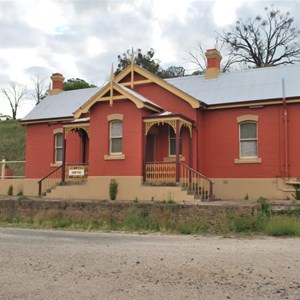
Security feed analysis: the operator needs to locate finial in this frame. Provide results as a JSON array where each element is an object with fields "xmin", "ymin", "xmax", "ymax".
[
  {"xmin": 130, "ymin": 47, "xmax": 134, "ymax": 66},
  {"xmin": 110, "ymin": 63, "xmax": 115, "ymax": 82}
]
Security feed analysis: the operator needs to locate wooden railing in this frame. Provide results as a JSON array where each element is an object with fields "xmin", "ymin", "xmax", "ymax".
[
  {"xmin": 144, "ymin": 162, "xmax": 213, "ymax": 201},
  {"xmin": 38, "ymin": 164, "xmax": 88, "ymax": 196},
  {"xmin": 145, "ymin": 162, "xmax": 176, "ymax": 183},
  {"xmin": 180, "ymin": 163, "xmax": 213, "ymax": 201}
]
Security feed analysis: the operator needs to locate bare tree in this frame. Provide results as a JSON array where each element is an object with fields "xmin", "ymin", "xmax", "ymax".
[
  {"xmin": 31, "ymin": 74, "xmax": 48, "ymax": 105},
  {"xmin": 1, "ymin": 82, "xmax": 28, "ymax": 119},
  {"xmin": 219, "ymin": 6, "xmax": 300, "ymax": 68},
  {"xmin": 186, "ymin": 39, "xmax": 239, "ymax": 74}
]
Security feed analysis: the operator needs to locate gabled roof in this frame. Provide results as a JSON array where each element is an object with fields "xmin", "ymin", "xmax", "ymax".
[
  {"xmin": 73, "ymin": 81, "xmax": 162, "ymax": 118},
  {"xmin": 22, "ymin": 87, "xmax": 101, "ymax": 122},
  {"xmin": 114, "ymin": 63, "xmax": 201, "ymax": 109},
  {"xmin": 166, "ymin": 64, "xmax": 300, "ymax": 106}
]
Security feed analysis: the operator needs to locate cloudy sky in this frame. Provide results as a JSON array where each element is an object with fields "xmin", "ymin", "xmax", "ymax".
[{"xmin": 0, "ymin": 0, "xmax": 299, "ymax": 118}]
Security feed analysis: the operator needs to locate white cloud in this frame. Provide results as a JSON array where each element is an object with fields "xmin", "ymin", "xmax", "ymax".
[
  {"xmin": 213, "ymin": 0, "xmax": 247, "ymax": 27},
  {"xmin": 22, "ymin": 0, "xmax": 70, "ymax": 35}
]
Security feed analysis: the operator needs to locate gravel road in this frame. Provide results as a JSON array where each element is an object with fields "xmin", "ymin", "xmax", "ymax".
[{"xmin": 0, "ymin": 228, "xmax": 299, "ymax": 300}]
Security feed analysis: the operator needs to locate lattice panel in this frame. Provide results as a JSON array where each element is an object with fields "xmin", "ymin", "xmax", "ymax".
[{"xmin": 145, "ymin": 163, "xmax": 176, "ymax": 183}]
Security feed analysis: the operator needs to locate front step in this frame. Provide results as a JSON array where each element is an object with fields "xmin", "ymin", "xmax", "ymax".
[
  {"xmin": 181, "ymin": 183, "xmax": 210, "ymax": 201},
  {"xmin": 42, "ymin": 180, "xmax": 87, "ymax": 197}
]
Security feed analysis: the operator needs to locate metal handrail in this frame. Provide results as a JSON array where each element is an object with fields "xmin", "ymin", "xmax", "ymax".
[
  {"xmin": 37, "ymin": 163, "xmax": 89, "ymax": 196},
  {"xmin": 180, "ymin": 162, "xmax": 213, "ymax": 201},
  {"xmin": 38, "ymin": 165, "xmax": 63, "ymax": 196}
]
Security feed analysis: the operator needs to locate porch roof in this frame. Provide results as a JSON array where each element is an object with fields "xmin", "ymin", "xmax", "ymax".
[
  {"xmin": 63, "ymin": 117, "xmax": 90, "ymax": 137},
  {"xmin": 143, "ymin": 111, "xmax": 194, "ymax": 124},
  {"xmin": 143, "ymin": 111, "xmax": 194, "ymax": 136}
]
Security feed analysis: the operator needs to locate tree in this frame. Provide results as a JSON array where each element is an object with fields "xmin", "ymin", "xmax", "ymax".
[
  {"xmin": 186, "ymin": 40, "xmax": 239, "ymax": 74},
  {"xmin": 219, "ymin": 6, "xmax": 300, "ymax": 68},
  {"xmin": 31, "ymin": 74, "xmax": 48, "ymax": 105},
  {"xmin": 115, "ymin": 48, "xmax": 186, "ymax": 78},
  {"xmin": 116, "ymin": 48, "xmax": 162, "ymax": 76},
  {"xmin": 1, "ymin": 82, "xmax": 28, "ymax": 119},
  {"xmin": 63, "ymin": 78, "xmax": 96, "ymax": 91},
  {"xmin": 161, "ymin": 66, "xmax": 185, "ymax": 78}
]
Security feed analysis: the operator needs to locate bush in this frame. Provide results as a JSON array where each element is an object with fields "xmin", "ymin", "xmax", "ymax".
[
  {"xmin": 257, "ymin": 197, "xmax": 270, "ymax": 216},
  {"xmin": 109, "ymin": 179, "xmax": 118, "ymax": 200},
  {"xmin": 7, "ymin": 185, "xmax": 13, "ymax": 196}
]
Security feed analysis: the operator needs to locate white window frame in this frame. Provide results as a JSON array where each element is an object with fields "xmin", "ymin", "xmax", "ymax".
[
  {"xmin": 239, "ymin": 121, "xmax": 258, "ymax": 158},
  {"xmin": 110, "ymin": 120, "xmax": 123, "ymax": 155},
  {"xmin": 54, "ymin": 132, "xmax": 63, "ymax": 163}
]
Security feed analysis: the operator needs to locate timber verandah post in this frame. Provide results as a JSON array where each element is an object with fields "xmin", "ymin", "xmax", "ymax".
[
  {"xmin": 175, "ymin": 120, "xmax": 180, "ymax": 182},
  {"xmin": 143, "ymin": 122, "xmax": 147, "ymax": 182}
]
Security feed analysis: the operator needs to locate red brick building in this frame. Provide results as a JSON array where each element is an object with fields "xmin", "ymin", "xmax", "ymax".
[{"xmin": 19, "ymin": 49, "xmax": 300, "ymax": 201}]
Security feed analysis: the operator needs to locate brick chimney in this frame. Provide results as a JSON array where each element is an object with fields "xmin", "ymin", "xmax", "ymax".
[
  {"xmin": 205, "ymin": 49, "xmax": 222, "ymax": 79},
  {"xmin": 49, "ymin": 73, "xmax": 64, "ymax": 95}
]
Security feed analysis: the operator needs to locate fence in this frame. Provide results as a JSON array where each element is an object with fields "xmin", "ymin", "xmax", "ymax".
[{"xmin": 1, "ymin": 159, "xmax": 25, "ymax": 179}]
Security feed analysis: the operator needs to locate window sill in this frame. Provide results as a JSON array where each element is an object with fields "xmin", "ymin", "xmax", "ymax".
[
  {"xmin": 163, "ymin": 156, "xmax": 185, "ymax": 162},
  {"xmin": 50, "ymin": 162, "xmax": 62, "ymax": 167},
  {"xmin": 104, "ymin": 154, "xmax": 125, "ymax": 160},
  {"xmin": 234, "ymin": 158, "xmax": 262, "ymax": 164}
]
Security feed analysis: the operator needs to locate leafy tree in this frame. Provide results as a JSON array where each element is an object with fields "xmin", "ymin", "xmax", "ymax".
[
  {"xmin": 1, "ymin": 82, "xmax": 28, "ymax": 119},
  {"xmin": 63, "ymin": 78, "xmax": 96, "ymax": 91},
  {"xmin": 30, "ymin": 74, "xmax": 48, "ymax": 105},
  {"xmin": 219, "ymin": 6, "xmax": 300, "ymax": 68},
  {"xmin": 115, "ymin": 48, "xmax": 161, "ymax": 76},
  {"xmin": 161, "ymin": 66, "xmax": 185, "ymax": 78},
  {"xmin": 115, "ymin": 48, "xmax": 186, "ymax": 78}
]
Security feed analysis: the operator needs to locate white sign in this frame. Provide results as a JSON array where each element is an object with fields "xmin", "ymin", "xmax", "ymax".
[{"xmin": 68, "ymin": 167, "xmax": 85, "ymax": 178}]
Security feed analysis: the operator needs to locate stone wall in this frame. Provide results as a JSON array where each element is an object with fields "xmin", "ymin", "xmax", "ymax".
[{"xmin": 0, "ymin": 199, "xmax": 259, "ymax": 228}]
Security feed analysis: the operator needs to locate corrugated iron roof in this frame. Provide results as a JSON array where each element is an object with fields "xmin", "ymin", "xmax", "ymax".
[
  {"xmin": 166, "ymin": 64, "xmax": 300, "ymax": 105},
  {"xmin": 22, "ymin": 87, "xmax": 101, "ymax": 121}
]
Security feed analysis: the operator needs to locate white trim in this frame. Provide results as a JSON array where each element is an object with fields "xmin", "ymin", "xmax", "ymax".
[{"xmin": 109, "ymin": 120, "xmax": 123, "ymax": 155}]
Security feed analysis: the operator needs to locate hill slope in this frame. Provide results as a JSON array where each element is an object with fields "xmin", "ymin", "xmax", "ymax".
[{"xmin": 0, "ymin": 119, "xmax": 26, "ymax": 175}]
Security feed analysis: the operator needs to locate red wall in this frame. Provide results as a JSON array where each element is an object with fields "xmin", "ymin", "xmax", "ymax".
[
  {"xmin": 134, "ymin": 83, "xmax": 197, "ymax": 121},
  {"xmin": 287, "ymin": 103, "xmax": 300, "ymax": 177},
  {"xmin": 88, "ymin": 100, "xmax": 148, "ymax": 176},
  {"xmin": 200, "ymin": 105, "xmax": 284, "ymax": 178},
  {"xmin": 25, "ymin": 123, "xmax": 82, "ymax": 178},
  {"xmin": 25, "ymin": 123, "xmax": 56, "ymax": 178}
]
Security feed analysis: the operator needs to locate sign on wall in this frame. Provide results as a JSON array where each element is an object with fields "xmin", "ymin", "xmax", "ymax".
[{"xmin": 68, "ymin": 166, "xmax": 85, "ymax": 178}]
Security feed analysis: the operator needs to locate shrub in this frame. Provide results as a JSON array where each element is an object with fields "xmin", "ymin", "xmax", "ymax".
[
  {"xmin": 109, "ymin": 179, "xmax": 118, "ymax": 200},
  {"xmin": 7, "ymin": 185, "xmax": 13, "ymax": 196},
  {"xmin": 257, "ymin": 197, "xmax": 270, "ymax": 216},
  {"xmin": 293, "ymin": 184, "xmax": 300, "ymax": 200}
]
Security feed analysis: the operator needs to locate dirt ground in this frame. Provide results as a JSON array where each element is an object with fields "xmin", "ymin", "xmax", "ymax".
[{"xmin": 0, "ymin": 228, "xmax": 299, "ymax": 300}]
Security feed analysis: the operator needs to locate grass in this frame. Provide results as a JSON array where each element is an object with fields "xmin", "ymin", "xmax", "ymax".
[
  {"xmin": 0, "ymin": 202, "xmax": 299, "ymax": 236},
  {"xmin": 263, "ymin": 215, "xmax": 300, "ymax": 236},
  {"xmin": 0, "ymin": 119, "xmax": 26, "ymax": 176}
]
